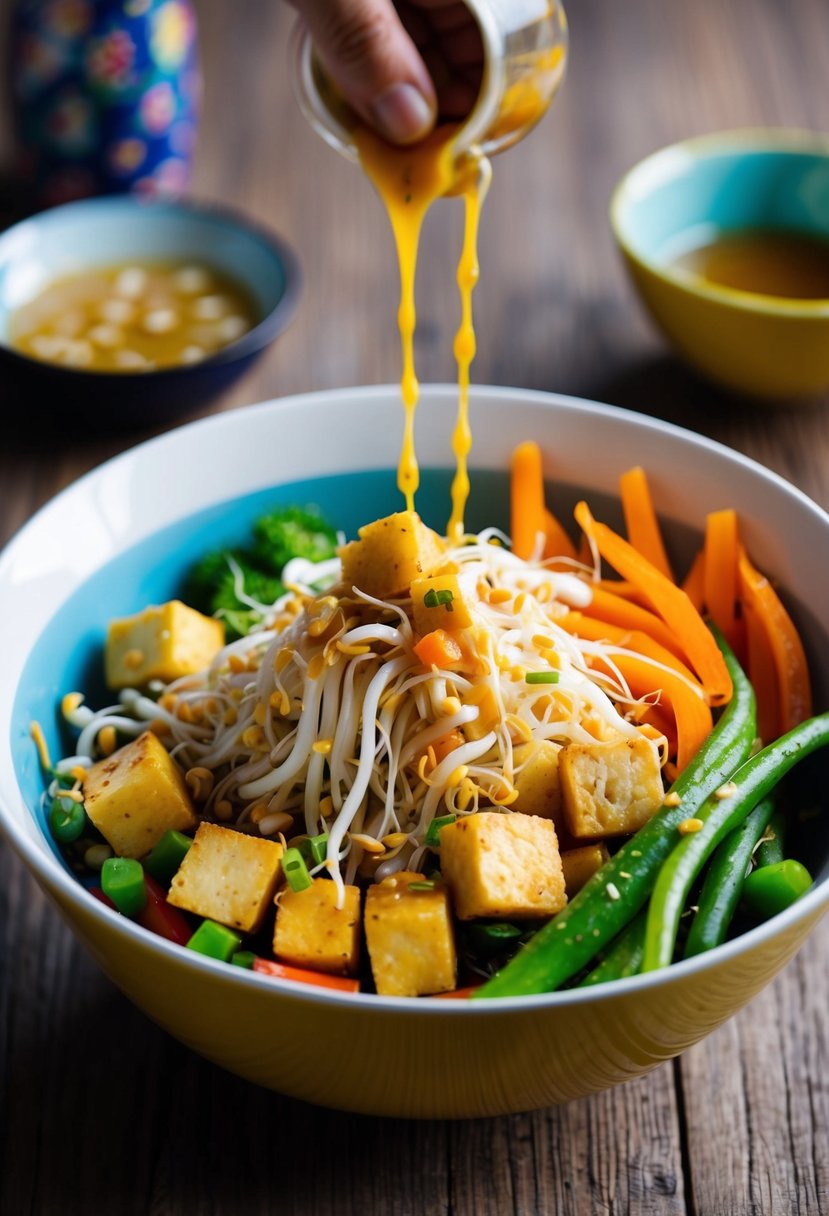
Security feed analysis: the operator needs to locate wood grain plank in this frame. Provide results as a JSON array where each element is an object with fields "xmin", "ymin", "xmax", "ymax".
[
  {"xmin": 448, "ymin": 1070, "xmax": 686, "ymax": 1216},
  {"xmin": 679, "ymin": 922, "xmax": 829, "ymax": 1216}
]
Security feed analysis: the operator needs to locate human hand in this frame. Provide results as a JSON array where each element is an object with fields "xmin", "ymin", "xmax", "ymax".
[{"xmin": 287, "ymin": 0, "xmax": 483, "ymax": 144}]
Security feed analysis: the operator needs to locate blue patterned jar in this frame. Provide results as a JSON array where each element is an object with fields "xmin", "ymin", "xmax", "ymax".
[{"xmin": 10, "ymin": 0, "xmax": 200, "ymax": 207}]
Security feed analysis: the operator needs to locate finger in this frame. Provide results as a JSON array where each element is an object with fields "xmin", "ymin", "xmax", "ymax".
[{"xmin": 290, "ymin": 0, "xmax": 437, "ymax": 143}]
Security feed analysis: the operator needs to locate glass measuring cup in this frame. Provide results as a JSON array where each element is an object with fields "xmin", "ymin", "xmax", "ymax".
[{"xmin": 291, "ymin": 0, "xmax": 568, "ymax": 163}]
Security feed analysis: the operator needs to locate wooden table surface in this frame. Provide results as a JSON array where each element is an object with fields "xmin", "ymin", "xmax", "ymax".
[{"xmin": 1, "ymin": 0, "xmax": 828, "ymax": 1212}]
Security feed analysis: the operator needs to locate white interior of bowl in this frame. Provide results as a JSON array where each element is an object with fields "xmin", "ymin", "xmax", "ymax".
[{"xmin": 1, "ymin": 384, "xmax": 827, "ymax": 1011}]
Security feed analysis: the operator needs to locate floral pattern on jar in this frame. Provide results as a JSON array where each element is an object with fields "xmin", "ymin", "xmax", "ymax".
[{"xmin": 10, "ymin": 0, "xmax": 200, "ymax": 206}]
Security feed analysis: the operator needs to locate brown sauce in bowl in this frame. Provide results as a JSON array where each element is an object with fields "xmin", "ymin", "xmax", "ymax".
[
  {"xmin": 674, "ymin": 229, "xmax": 829, "ymax": 300},
  {"xmin": 9, "ymin": 262, "xmax": 259, "ymax": 372}
]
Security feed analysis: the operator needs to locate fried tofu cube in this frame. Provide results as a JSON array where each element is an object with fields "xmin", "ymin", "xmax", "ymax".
[
  {"xmin": 440, "ymin": 812, "xmax": 567, "ymax": 920},
  {"xmin": 411, "ymin": 571, "xmax": 476, "ymax": 634},
  {"xmin": 559, "ymin": 737, "xmax": 664, "ymax": 838},
  {"xmin": 560, "ymin": 843, "xmax": 611, "ymax": 896},
  {"xmin": 513, "ymin": 740, "xmax": 563, "ymax": 824},
  {"xmin": 273, "ymin": 878, "xmax": 361, "ymax": 976},
  {"xmin": 83, "ymin": 730, "xmax": 197, "ymax": 858},
  {"xmin": 338, "ymin": 511, "xmax": 445, "ymax": 600},
  {"xmin": 168, "ymin": 823, "xmax": 283, "ymax": 933},
  {"xmin": 106, "ymin": 599, "xmax": 224, "ymax": 689},
  {"xmin": 364, "ymin": 872, "xmax": 456, "ymax": 996}
]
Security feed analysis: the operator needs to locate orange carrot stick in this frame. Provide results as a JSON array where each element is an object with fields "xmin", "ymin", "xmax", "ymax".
[
  {"xmin": 682, "ymin": 550, "xmax": 706, "ymax": 613},
  {"xmin": 253, "ymin": 958, "xmax": 360, "ymax": 993},
  {"xmin": 741, "ymin": 581, "xmax": 781, "ymax": 743},
  {"xmin": 620, "ymin": 466, "xmax": 674, "ymax": 580},
  {"xmin": 737, "ymin": 546, "xmax": 811, "ymax": 735},
  {"xmin": 581, "ymin": 586, "xmax": 686, "ymax": 660},
  {"xmin": 589, "ymin": 650, "xmax": 713, "ymax": 772},
  {"xmin": 511, "ymin": 441, "xmax": 546, "ymax": 560},
  {"xmin": 543, "ymin": 507, "xmax": 577, "ymax": 562},
  {"xmin": 575, "ymin": 501, "xmax": 732, "ymax": 706},
  {"xmin": 703, "ymin": 509, "xmax": 739, "ymax": 648},
  {"xmin": 597, "ymin": 579, "xmax": 651, "ymax": 607},
  {"xmin": 557, "ymin": 614, "xmax": 700, "ymax": 683}
]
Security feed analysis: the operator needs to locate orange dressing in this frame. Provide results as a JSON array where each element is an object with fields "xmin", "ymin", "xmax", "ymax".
[
  {"xmin": 354, "ymin": 127, "xmax": 460, "ymax": 512},
  {"xmin": 354, "ymin": 126, "xmax": 488, "ymax": 529},
  {"xmin": 448, "ymin": 158, "xmax": 491, "ymax": 541}
]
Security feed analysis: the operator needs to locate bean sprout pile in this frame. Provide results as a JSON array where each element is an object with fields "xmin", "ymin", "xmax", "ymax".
[{"xmin": 60, "ymin": 531, "xmax": 676, "ymax": 904}]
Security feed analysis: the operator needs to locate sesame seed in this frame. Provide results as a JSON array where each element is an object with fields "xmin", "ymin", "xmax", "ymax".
[
  {"xmin": 663, "ymin": 791, "xmax": 682, "ymax": 808},
  {"xmin": 678, "ymin": 817, "xmax": 704, "ymax": 835},
  {"xmin": 715, "ymin": 781, "xmax": 738, "ymax": 800},
  {"xmin": 606, "ymin": 882, "xmax": 621, "ymax": 901}
]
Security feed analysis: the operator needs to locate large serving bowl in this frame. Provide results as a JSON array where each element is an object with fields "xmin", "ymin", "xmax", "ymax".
[{"xmin": 1, "ymin": 385, "xmax": 827, "ymax": 1118}]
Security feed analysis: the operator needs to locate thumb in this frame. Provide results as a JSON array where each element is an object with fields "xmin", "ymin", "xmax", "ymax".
[{"xmin": 292, "ymin": 0, "xmax": 437, "ymax": 144}]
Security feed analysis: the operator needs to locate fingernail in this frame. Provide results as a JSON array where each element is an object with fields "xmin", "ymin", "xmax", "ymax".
[{"xmin": 372, "ymin": 83, "xmax": 435, "ymax": 144}]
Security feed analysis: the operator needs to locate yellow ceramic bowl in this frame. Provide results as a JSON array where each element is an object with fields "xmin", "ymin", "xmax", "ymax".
[
  {"xmin": 610, "ymin": 130, "xmax": 829, "ymax": 399},
  {"xmin": 1, "ymin": 386, "xmax": 827, "ymax": 1118}
]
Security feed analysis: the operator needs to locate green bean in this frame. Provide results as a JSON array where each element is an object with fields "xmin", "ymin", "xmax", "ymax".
[
  {"xmin": 643, "ymin": 712, "xmax": 829, "ymax": 971},
  {"xmin": 742, "ymin": 859, "xmax": 813, "ymax": 919},
  {"xmin": 580, "ymin": 911, "xmax": 647, "ymax": 986},
  {"xmin": 683, "ymin": 796, "xmax": 776, "ymax": 958},
  {"xmin": 473, "ymin": 634, "xmax": 756, "ymax": 999},
  {"xmin": 755, "ymin": 810, "xmax": 785, "ymax": 868}
]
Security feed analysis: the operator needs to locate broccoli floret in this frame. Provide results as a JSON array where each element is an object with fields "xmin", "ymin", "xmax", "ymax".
[
  {"xmin": 183, "ymin": 505, "xmax": 335, "ymax": 643},
  {"xmin": 185, "ymin": 550, "xmax": 284, "ymax": 640},
  {"xmin": 184, "ymin": 549, "xmax": 242, "ymax": 615},
  {"xmin": 252, "ymin": 505, "xmax": 338, "ymax": 575}
]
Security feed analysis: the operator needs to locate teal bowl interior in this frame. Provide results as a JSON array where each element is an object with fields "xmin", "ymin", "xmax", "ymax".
[{"xmin": 613, "ymin": 134, "xmax": 829, "ymax": 268}]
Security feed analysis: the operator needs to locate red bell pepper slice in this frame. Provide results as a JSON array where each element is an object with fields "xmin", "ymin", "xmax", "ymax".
[
  {"xmin": 135, "ymin": 874, "xmax": 193, "ymax": 946},
  {"xmin": 252, "ymin": 957, "xmax": 359, "ymax": 993}
]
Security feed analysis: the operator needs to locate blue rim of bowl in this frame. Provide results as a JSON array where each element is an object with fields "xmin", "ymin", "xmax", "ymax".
[
  {"xmin": 0, "ymin": 384, "xmax": 827, "ymax": 1014},
  {"xmin": 0, "ymin": 195, "xmax": 303, "ymax": 378},
  {"xmin": 609, "ymin": 127, "xmax": 829, "ymax": 319}
]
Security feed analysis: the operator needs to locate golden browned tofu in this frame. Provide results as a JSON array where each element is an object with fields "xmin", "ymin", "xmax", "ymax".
[
  {"xmin": 364, "ymin": 872, "xmax": 456, "ymax": 996},
  {"xmin": 338, "ymin": 511, "xmax": 444, "ymax": 600},
  {"xmin": 106, "ymin": 599, "xmax": 224, "ymax": 689},
  {"xmin": 439, "ymin": 812, "xmax": 567, "ymax": 920},
  {"xmin": 560, "ymin": 843, "xmax": 611, "ymax": 896},
  {"xmin": 411, "ymin": 571, "xmax": 476, "ymax": 635},
  {"xmin": 168, "ymin": 823, "xmax": 283, "ymax": 933},
  {"xmin": 83, "ymin": 730, "xmax": 197, "ymax": 858},
  {"xmin": 559, "ymin": 737, "xmax": 664, "ymax": 838},
  {"xmin": 274, "ymin": 878, "xmax": 361, "ymax": 976},
  {"xmin": 512, "ymin": 740, "xmax": 563, "ymax": 824}
]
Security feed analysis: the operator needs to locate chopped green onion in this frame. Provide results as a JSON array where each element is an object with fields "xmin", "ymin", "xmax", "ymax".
[
  {"xmin": 407, "ymin": 881, "xmax": 436, "ymax": 892},
  {"xmin": 423, "ymin": 588, "xmax": 454, "ymax": 610},
  {"xmin": 231, "ymin": 950, "xmax": 257, "ymax": 969},
  {"xmin": 143, "ymin": 829, "xmax": 192, "ymax": 885},
  {"xmin": 297, "ymin": 832, "xmax": 329, "ymax": 867},
  {"xmin": 283, "ymin": 847, "xmax": 313, "ymax": 893},
  {"xmin": 48, "ymin": 796, "xmax": 86, "ymax": 844},
  {"xmin": 101, "ymin": 857, "xmax": 147, "ymax": 918},
  {"xmin": 525, "ymin": 670, "xmax": 560, "ymax": 685},
  {"xmin": 466, "ymin": 921, "xmax": 524, "ymax": 958},
  {"xmin": 425, "ymin": 813, "xmax": 456, "ymax": 847},
  {"xmin": 187, "ymin": 919, "xmax": 242, "ymax": 962}
]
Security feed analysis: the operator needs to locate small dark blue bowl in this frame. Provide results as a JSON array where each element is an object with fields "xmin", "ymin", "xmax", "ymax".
[{"xmin": 0, "ymin": 196, "xmax": 301, "ymax": 427}]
